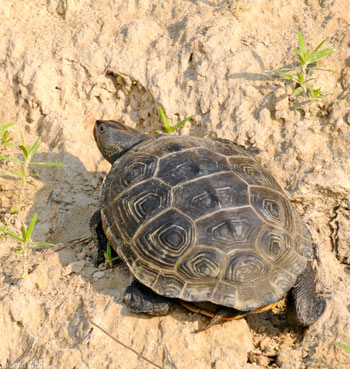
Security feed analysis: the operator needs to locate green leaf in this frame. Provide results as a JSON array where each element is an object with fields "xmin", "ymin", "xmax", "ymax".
[
  {"xmin": 21, "ymin": 225, "xmax": 27, "ymax": 243},
  {"xmin": 311, "ymin": 38, "xmax": 328, "ymax": 55},
  {"xmin": 308, "ymin": 67, "xmax": 336, "ymax": 73},
  {"xmin": 303, "ymin": 77, "xmax": 315, "ymax": 84},
  {"xmin": 173, "ymin": 115, "xmax": 194, "ymax": 132},
  {"xmin": 0, "ymin": 155, "xmax": 23, "ymax": 163},
  {"xmin": 7, "ymin": 169, "xmax": 24, "ymax": 178},
  {"xmin": 27, "ymin": 138, "xmax": 41, "ymax": 159},
  {"xmin": 159, "ymin": 107, "xmax": 171, "ymax": 132},
  {"xmin": 20, "ymin": 131, "xmax": 25, "ymax": 147},
  {"xmin": 0, "ymin": 122, "xmax": 16, "ymax": 132},
  {"xmin": 31, "ymin": 241, "xmax": 57, "ymax": 248},
  {"xmin": 292, "ymin": 87, "xmax": 305, "ymax": 97},
  {"xmin": 104, "ymin": 241, "xmax": 120, "ymax": 266},
  {"xmin": 1, "ymin": 227, "xmax": 24, "ymax": 242},
  {"xmin": 19, "ymin": 144, "xmax": 29, "ymax": 159},
  {"xmin": 335, "ymin": 342, "xmax": 350, "ymax": 352},
  {"xmin": 159, "ymin": 107, "xmax": 193, "ymax": 134},
  {"xmin": 308, "ymin": 48, "xmax": 335, "ymax": 64},
  {"xmin": 26, "ymin": 213, "xmax": 38, "ymax": 241},
  {"xmin": 294, "ymin": 47, "xmax": 301, "ymax": 57},
  {"xmin": 269, "ymin": 67, "xmax": 299, "ymax": 73},
  {"xmin": 297, "ymin": 30, "xmax": 305, "ymax": 53},
  {"xmin": 308, "ymin": 86, "xmax": 320, "ymax": 95},
  {"xmin": 304, "ymin": 49, "xmax": 311, "ymax": 60},
  {"xmin": 296, "ymin": 72, "xmax": 305, "ymax": 83},
  {"xmin": 20, "ymin": 165, "xmax": 26, "ymax": 177},
  {"xmin": 2, "ymin": 140, "xmax": 14, "ymax": 147},
  {"xmin": 1, "ymin": 129, "xmax": 14, "ymax": 146},
  {"xmin": 10, "ymin": 205, "xmax": 19, "ymax": 213},
  {"xmin": 0, "ymin": 225, "xmax": 7, "ymax": 233},
  {"xmin": 278, "ymin": 71, "xmax": 296, "ymax": 82},
  {"xmin": 30, "ymin": 161, "xmax": 65, "ymax": 167}
]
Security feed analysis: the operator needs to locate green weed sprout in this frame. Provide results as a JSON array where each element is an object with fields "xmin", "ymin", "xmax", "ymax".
[
  {"xmin": 270, "ymin": 30, "xmax": 335, "ymax": 102},
  {"xmin": 156, "ymin": 107, "xmax": 194, "ymax": 134},
  {"xmin": 335, "ymin": 342, "xmax": 350, "ymax": 352},
  {"xmin": 0, "ymin": 131, "xmax": 65, "ymax": 185},
  {"xmin": 104, "ymin": 241, "xmax": 119, "ymax": 268},
  {"xmin": 0, "ymin": 131, "xmax": 65, "ymax": 211},
  {"xmin": 0, "ymin": 213, "xmax": 56, "ymax": 278},
  {"xmin": 0, "ymin": 122, "xmax": 15, "ymax": 150}
]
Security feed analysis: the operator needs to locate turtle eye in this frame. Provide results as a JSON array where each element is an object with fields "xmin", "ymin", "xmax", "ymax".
[{"xmin": 98, "ymin": 123, "xmax": 107, "ymax": 134}]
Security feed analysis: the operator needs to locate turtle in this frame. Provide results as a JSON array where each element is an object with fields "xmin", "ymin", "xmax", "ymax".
[{"xmin": 90, "ymin": 119, "xmax": 326, "ymax": 328}]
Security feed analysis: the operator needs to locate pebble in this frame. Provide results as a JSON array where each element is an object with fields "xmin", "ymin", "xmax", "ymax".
[
  {"xmin": 93, "ymin": 271, "xmax": 106, "ymax": 279},
  {"xmin": 71, "ymin": 260, "xmax": 86, "ymax": 274}
]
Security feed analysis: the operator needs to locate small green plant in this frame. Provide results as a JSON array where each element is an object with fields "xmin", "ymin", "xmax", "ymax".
[
  {"xmin": 0, "ymin": 123, "xmax": 15, "ymax": 149},
  {"xmin": 0, "ymin": 132, "xmax": 65, "ymax": 186},
  {"xmin": 0, "ymin": 213, "xmax": 56, "ymax": 278},
  {"xmin": 0, "ymin": 130, "xmax": 65, "ymax": 211},
  {"xmin": 104, "ymin": 241, "xmax": 119, "ymax": 268},
  {"xmin": 308, "ymin": 86, "xmax": 328, "ymax": 103},
  {"xmin": 156, "ymin": 107, "xmax": 194, "ymax": 134},
  {"xmin": 335, "ymin": 342, "xmax": 350, "ymax": 352},
  {"xmin": 0, "ymin": 122, "xmax": 15, "ymax": 150},
  {"xmin": 270, "ymin": 30, "xmax": 335, "ymax": 102}
]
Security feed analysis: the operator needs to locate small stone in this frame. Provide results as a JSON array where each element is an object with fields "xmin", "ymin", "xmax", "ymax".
[
  {"xmin": 93, "ymin": 271, "xmax": 106, "ymax": 280},
  {"xmin": 71, "ymin": 260, "xmax": 86, "ymax": 273}
]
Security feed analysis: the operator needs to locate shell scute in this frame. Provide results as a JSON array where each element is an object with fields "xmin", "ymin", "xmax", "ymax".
[
  {"xmin": 133, "ymin": 209, "xmax": 195, "ymax": 269},
  {"xmin": 112, "ymin": 179, "xmax": 171, "ymax": 240},
  {"xmin": 157, "ymin": 148, "xmax": 231, "ymax": 186},
  {"xmin": 174, "ymin": 172, "xmax": 248, "ymax": 220}
]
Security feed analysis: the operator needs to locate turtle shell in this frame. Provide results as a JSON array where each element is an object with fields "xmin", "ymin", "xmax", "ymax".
[{"xmin": 101, "ymin": 135, "xmax": 312, "ymax": 311}]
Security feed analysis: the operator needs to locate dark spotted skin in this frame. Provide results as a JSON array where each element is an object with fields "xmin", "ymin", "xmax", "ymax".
[{"xmin": 100, "ymin": 134, "xmax": 315, "ymax": 312}]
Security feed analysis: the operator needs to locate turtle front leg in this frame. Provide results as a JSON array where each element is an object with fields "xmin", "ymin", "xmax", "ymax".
[
  {"xmin": 89, "ymin": 210, "xmax": 118, "ymax": 265},
  {"xmin": 123, "ymin": 280, "xmax": 174, "ymax": 316},
  {"xmin": 288, "ymin": 262, "xmax": 326, "ymax": 326}
]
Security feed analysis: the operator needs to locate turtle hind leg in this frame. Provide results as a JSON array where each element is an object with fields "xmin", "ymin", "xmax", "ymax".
[
  {"xmin": 123, "ymin": 280, "xmax": 174, "ymax": 316},
  {"xmin": 89, "ymin": 210, "xmax": 118, "ymax": 266},
  {"xmin": 288, "ymin": 262, "xmax": 327, "ymax": 327}
]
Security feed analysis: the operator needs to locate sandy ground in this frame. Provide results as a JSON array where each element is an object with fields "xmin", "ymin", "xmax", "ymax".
[{"xmin": 0, "ymin": 1, "xmax": 350, "ymax": 368}]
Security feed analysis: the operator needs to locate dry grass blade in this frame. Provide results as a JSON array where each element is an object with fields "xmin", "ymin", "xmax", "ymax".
[
  {"xmin": 89, "ymin": 318, "xmax": 163, "ymax": 369},
  {"xmin": 47, "ymin": 236, "xmax": 91, "ymax": 254}
]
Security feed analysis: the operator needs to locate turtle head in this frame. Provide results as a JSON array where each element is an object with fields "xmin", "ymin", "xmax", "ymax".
[{"xmin": 94, "ymin": 120, "xmax": 149, "ymax": 164}]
